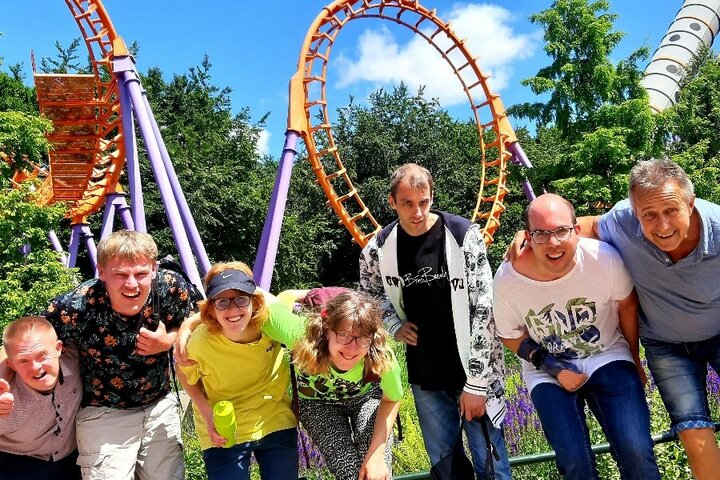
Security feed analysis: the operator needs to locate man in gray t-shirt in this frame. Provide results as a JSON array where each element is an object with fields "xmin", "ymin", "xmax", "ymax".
[{"xmin": 580, "ymin": 159, "xmax": 720, "ymax": 480}]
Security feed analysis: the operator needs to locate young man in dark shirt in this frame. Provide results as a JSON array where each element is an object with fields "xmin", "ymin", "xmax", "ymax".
[{"xmin": 360, "ymin": 163, "xmax": 510, "ymax": 479}]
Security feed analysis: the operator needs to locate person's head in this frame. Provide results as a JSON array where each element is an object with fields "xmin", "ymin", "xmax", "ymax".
[
  {"xmin": 198, "ymin": 261, "xmax": 267, "ymax": 342},
  {"xmin": 629, "ymin": 158, "xmax": 697, "ymax": 254},
  {"xmin": 97, "ymin": 230, "xmax": 159, "ymax": 317},
  {"xmin": 388, "ymin": 163, "xmax": 435, "ymax": 236},
  {"xmin": 292, "ymin": 291, "xmax": 392, "ymax": 376},
  {"xmin": 3, "ymin": 316, "xmax": 63, "ymax": 393},
  {"xmin": 523, "ymin": 193, "xmax": 580, "ymax": 280}
]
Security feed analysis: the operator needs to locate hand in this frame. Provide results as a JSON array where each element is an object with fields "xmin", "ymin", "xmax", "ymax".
[
  {"xmin": 557, "ymin": 369, "xmax": 589, "ymax": 392},
  {"xmin": 394, "ymin": 322, "xmax": 419, "ymax": 346},
  {"xmin": 201, "ymin": 410, "xmax": 228, "ymax": 447},
  {"xmin": 358, "ymin": 452, "xmax": 391, "ymax": 480},
  {"xmin": 136, "ymin": 321, "xmax": 174, "ymax": 356},
  {"xmin": 504, "ymin": 229, "xmax": 527, "ymax": 262},
  {"xmin": 0, "ymin": 379, "xmax": 14, "ymax": 418},
  {"xmin": 633, "ymin": 355, "xmax": 648, "ymax": 386},
  {"xmin": 459, "ymin": 391, "xmax": 486, "ymax": 422}
]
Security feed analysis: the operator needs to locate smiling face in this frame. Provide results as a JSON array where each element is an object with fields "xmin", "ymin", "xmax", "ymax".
[
  {"xmin": 7, "ymin": 330, "xmax": 63, "ymax": 393},
  {"xmin": 98, "ymin": 256, "xmax": 156, "ymax": 317},
  {"xmin": 631, "ymin": 181, "xmax": 698, "ymax": 258},
  {"xmin": 525, "ymin": 195, "xmax": 580, "ymax": 281},
  {"xmin": 388, "ymin": 182, "xmax": 434, "ymax": 236},
  {"xmin": 326, "ymin": 324, "xmax": 371, "ymax": 372},
  {"xmin": 212, "ymin": 289, "xmax": 256, "ymax": 343}
]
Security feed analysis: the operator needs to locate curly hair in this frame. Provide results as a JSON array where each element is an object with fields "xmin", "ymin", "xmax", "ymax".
[
  {"xmin": 292, "ymin": 291, "xmax": 393, "ymax": 377},
  {"xmin": 198, "ymin": 261, "xmax": 268, "ymax": 335}
]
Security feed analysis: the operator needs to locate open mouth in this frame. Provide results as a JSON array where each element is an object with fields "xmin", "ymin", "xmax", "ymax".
[
  {"xmin": 33, "ymin": 371, "xmax": 47, "ymax": 380},
  {"xmin": 655, "ymin": 231, "xmax": 675, "ymax": 239},
  {"xmin": 340, "ymin": 352, "xmax": 358, "ymax": 361},
  {"xmin": 224, "ymin": 316, "xmax": 243, "ymax": 324},
  {"xmin": 546, "ymin": 251, "xmax": 564, "ymax": 260},
  {"xmin": 122, "ymin": 292, "xmax": 140, "ymax": 299}
]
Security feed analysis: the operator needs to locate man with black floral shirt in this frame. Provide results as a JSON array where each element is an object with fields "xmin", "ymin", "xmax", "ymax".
[{"xmin": 43, "ymin": 230, "xmax": 193, "ymax": 480}]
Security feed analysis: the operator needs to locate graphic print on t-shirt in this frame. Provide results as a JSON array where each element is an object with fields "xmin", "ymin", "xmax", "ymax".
[{"xmin": 525, "ymin": 297, "xmax": 603, "ymax": 359}]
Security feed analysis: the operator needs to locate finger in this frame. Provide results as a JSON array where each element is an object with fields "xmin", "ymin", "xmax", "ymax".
[
  {"xmin": 157, "ymin": 321, "xmax": 167, "ymax": 333},
  {"xmin": 405, "ymin": 322, "xmax": 419, "ymax": 332},
  {"xmin": 0, "ymin": 379, "xmax": 10, "ymax": 394}
]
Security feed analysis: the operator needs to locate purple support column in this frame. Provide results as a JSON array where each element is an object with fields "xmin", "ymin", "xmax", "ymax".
[
  {"xmin": 254, "ymin": 131, "xmax": 299, "ymax": 290},
  {"xmin": 48, "ymin": 230, "xmax": 68, "ymax": 266},
  {"xmin": 116, "ymin": 66, "xmax": 146, "ymax": 232},
  {"xmin": 120, "ymin": 69, "xmax": 204, "ymax": 292},
  {"xmin": 508, "ymin": 142, "xmax": 537, "ymax": 201},
  {"xmin": 141, "ymin": 94, "xmax": 211, "ymax": 276},
  {"xmin": 80, "ymin": 224, "xmax": 98, "ymax": 277},
  {"xmin": 100, "ymin": 196, "xmax": 117, "ymax": 240},
  {"xmin": 115, "ymin": 196, "xmax": 135, "ymax": 231},
  {"xmin": 67, "ymin": 225, "xmax": 83, "ymax": 268}
]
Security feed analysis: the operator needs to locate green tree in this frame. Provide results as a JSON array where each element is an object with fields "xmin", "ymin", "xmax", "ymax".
[
  {"xmin": 0, "ymin": 183, "xmax": 78, "ymax": 333},
  {"xmin": 39, "ymin": 38, "xmax": 91, "ymax": 74},
  {"xmin": 507, "ymin": 0, "xmax": 661, "ymax": 218}
]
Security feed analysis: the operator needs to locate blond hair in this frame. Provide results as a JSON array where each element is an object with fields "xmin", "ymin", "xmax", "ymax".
[
  {"xmin": 2, "ymin": 316, "xmax": 58, "ymax": 356},
  {"xmin": 292, "ymin": 291, "xmax": 393, "ymax": 377},
  {"xmin": 199, "ymin": 261, "xmax": 268, "ymax": 335},
  {"xmin": 96, "ymin": 230, "xmax": 158, "ymax": 267}
]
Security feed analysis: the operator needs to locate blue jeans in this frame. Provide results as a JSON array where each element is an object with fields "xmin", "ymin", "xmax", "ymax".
[
  {"xmin": 642, "ymin": 334, "xmax": 720, "ymax": 433},
  {"xmin": 202, "ymin": 428, "xmax": 298, "ymax": 480},
  {"xmin": 411, "ymin": 385, "xmax": 512, "ymax": 480},
  {"xmin": 531, "ymin": 360, "xmax": 659, "ymax": 480}
]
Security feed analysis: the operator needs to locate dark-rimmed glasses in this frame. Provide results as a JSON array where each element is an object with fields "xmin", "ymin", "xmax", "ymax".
[
  {"xmin": 529, "ymin": 226, "xmax": 575, "ymax": 244},
  {"xmin": 333, "ymin": 330, "xmax": 372, "ymax": 348},
  {"xmin": 213, "ymin": 295, "xmax": 251, "ymax": 311}
]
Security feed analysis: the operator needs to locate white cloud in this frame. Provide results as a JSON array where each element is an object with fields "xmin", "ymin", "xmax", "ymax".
[
  {"xmin": 256, "ymin": 129, "xmax": 271, "ymax": 156},
  {"xmin": 333, "ymin": 3, "xmax": 540, "ymax": 106}
]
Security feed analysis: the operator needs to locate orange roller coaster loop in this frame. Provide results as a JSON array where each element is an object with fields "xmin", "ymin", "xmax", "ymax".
[
  {"xmin": 290, "ymin": 0, "xmax": 517, "ymax": 246},
  {"xmin": 30, "ymin": 0, "xmax": 127, "ymax": 225}
]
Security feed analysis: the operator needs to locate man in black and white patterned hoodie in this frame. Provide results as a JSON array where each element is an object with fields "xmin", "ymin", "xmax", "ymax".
[{"xmin": 359, "ymin": 163, "xmax": 510, "ymax": 479}]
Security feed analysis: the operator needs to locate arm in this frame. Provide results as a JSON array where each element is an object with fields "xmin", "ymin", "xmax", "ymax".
[
  {"xmin": 576, "ymin": 215, "xmax": 601, "ymax": 239},
  {"xmin": 501, "ymin": 334, "xmax": 588, "ymax": 392},
  {"xmin": 359, "ymin": 240, "xmax": 415, "ymax": 343},
  {"xmin": 617, "ymin": 289, "xmax": 646, "ymax": 385},
  {"xmin": 137, "ymin": 322, "xmax": 178, "ymax": 356},
  {"xmin": 175, "ymin": 365, "xmax": 226, "ymax": 447},
  {"xmin": 141, "ymin": 270, "xmax": 194, "ymax": 356},
  {"xmin": 359, "ymin": 395, "xmax": 401, "ymax": 480},
  {"xmin": 173, "ymin": 312, "xmax": 203, "ymax": 366},
  {"xmin": 0, "ymin": 348, "xmax": 13, "ymax": 417}
]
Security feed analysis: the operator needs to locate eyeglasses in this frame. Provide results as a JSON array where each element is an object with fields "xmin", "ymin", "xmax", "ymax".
[
  {"xmin": 212, "ymin": 295, "xmax": 251, "ymax": 311},
  {"xmin": 333, "ymin": 330, "xmax": 372, "ymax": 348},
  {"xmin": 528, "ymin": 226, "xmax": 575, "ymax": 244}
]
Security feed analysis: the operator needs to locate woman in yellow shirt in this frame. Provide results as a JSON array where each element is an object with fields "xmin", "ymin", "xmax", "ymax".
[{"xmin": 176, "ymin": 261, "xmax": 304, "ymax": 480}]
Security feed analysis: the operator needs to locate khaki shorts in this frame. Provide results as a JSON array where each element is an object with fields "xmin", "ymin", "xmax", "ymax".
[{"xmin": 75, "ymin": 393, "xmax": 184, "ymax": 480}]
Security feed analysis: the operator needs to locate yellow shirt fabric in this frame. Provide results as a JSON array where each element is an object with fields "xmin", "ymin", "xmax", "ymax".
[{"xmin": 181, "ymin": 314, "xmax": 298, "ymax": 450}]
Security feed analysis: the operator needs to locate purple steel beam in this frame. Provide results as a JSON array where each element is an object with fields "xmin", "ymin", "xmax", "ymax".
[
  {"xmin": 141, "ymin": 94, "xmax": 211, "ymax": 276},
  {"xmin": 508, "ymin": 142, "xmax": 537, "ymax": 201},
  {"xmin": 80, "ymin": 224, "xmax": 98, "ymax": 277},
  {"xmin": 119, "ymin": 67, "xmax": 204, "ymax": 292},
  {"xmin": 117, "ymin": 69, "xmax": 146, "ymax": 232},
  {"xmin": 254, "ymin": 130, "xmax": 299, "ymax": 290},
  {"xmin": 100, "ymin": 196, "xmax": 116, "ymax": 241},
  {"xmin": 100, "ymin": 194, "xmax": 136, "ymax": 241},
  {"xmin": 48, "ymin": 230, "xmax": 68, "ymax": 266},
  {"xmin": 67, "ymin": 225, "xmax": 81, "ymax": 268}
]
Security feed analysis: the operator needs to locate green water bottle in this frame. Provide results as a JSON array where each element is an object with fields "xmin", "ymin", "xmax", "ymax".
[{"xmin": 213, "ymin": 400, "xmax": 236, "ymax": 448}]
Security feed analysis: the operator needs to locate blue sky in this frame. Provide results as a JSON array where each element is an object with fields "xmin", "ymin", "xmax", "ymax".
[{"xmin": 1, "ymin": 1, "xmax": 682, "ymax": 157}]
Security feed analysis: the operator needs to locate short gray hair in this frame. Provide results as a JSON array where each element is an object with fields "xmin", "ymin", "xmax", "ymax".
[{"xmin": 629, "ymin": 158, "xmax": 694, "ymax": 204}]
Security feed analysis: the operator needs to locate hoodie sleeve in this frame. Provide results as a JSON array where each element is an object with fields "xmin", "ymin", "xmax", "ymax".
[{"xmin": 359, "ymin": 236, "xmax": 404, "ymax": 337}]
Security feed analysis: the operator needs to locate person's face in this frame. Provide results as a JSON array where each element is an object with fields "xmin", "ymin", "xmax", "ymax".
[
  {"xmin": 7, "ymin": 331, "xmax": 63, "ymax": 393},
  {"xmin": 98, "ymin": 256, "xmax": 156, "ymax": 317},
  {"xmin": 388, "ymin": 182, "xmax": 433, "ymax": 236},
  {"xmin": 525, "ymin": 203, "xmax": 580, "ymax": 280},
  {"xmin": 326, "ymin": 324, "xmax": 371, "ymax": 372},
  {"xmin": 212, "ymin": 289, "xmax": 254, "ymax": 341},
  {"xmin": 631, "ymin": 181, "xmax": 695, "ymax": 254}
]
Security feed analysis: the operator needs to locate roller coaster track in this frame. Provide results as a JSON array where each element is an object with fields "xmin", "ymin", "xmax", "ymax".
[
  {"xmin": 32, "ymin": 0, "xmax": 125, "ymax": 225},
  {"xmin": 291, "ymin": 0, "xmax": 517, "ymax": 246}
]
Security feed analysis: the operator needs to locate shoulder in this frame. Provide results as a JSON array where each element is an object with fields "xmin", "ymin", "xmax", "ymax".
[
  {"xmin": 373, "ymin": 220, "xmax": 400, "ymax": 248},
  {"xmin": 437, "ymin": 211, "xmax": 474, "ymax": 244}
]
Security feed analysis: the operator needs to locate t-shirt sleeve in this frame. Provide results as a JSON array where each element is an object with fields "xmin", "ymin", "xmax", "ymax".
[
  {"xmin": 597, "ymin": 199, "xmax": 633, "ymax": 246},
  {"xmin": 262, "ymin": 303, "xmax": 307, "ymax": 348},
  {"xmin": 379, "ymin": 351, "xmax": 403, "ymax": 402},
  {"xmin": 179, "ymin": 334, "xmax": 204, "ymax": 386},
  {"xmin": 492, "ymin": 267, "xmax": 526, "ymax": 339},
  {"xmin": 608, "ymin": 245, "xmax": 634, "ymax": 301}
]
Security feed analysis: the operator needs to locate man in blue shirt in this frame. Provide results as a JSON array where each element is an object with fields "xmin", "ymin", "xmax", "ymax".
[{"xmin": 574, "ymin": 158, "xmax": 720, "ymax": 480}]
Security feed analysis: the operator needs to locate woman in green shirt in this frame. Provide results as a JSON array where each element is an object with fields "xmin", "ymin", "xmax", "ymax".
[{"xmin": 293, "ymin": 291, "xmax": 403, "ymax": 480}]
